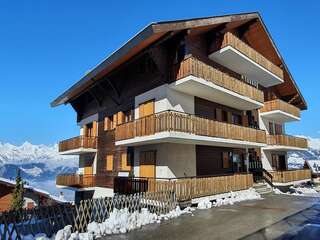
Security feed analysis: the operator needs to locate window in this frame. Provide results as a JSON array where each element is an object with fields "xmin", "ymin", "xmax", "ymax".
[
  {"xmin": 139, "ymin": 99, "xmax": 154, "ymax": 118},
  {"xmin": 106, "ymin": 154, "xmax": 113, "ymax": 171},
  {"xmin": 269, "ymin": 122, "xmax": 274, "ymax": 135},
  {"xmin": 222, "ymin": 152, "xmax": 230, "ymax": 169},
  {"xmin": 232, "ymin": 114, "xmax": 242, "ymax": 125},
  {"xmin": 271, "ymin": 154, "xmax": 278, "ymax": 169},
  {"xmin": 275, "ymin": 123, "xmax": 283, "ymax": 135},
  {"xmin": 222, "ymin": 110, "xmax": 228, "ymax": 122},
  {"xmin": 124, "ymin": 109, "xmax": 134, "ymax": 123}
]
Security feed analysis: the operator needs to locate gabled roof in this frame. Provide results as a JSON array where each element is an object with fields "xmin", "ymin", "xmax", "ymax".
[{"xmin": 51, "ymin": 12, "xmax": 307, "ymax": 110}]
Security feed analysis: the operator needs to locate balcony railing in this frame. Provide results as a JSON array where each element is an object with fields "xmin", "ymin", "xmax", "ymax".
[
  {"xmin": 115, "ymin": 110, "xmax": 267, "ymax": 144},
  {"xmin": 114, "ymin": 173, "xmax": 253, "ymax": 202},
  {"xmin": 267, "ymin": 135, "xmax": 308, "ymax": 149},
  {"xmin": 172, "ymin": 56, "xmax": 264, "ymax": 103},
  {"xmin": 58, "ymin": 136, "xmax": 97, "ymax": 152},
  {"xmin": 270, "ymin": 169, "xmax": 311, "ymax": 183},
  {"xmin": 56, "ymin": 174, "xmax": 113, "ymax": 188},
  {"xmin": 260, "ymin": 99, "xmax": 300, "ymax": 118},
  {"xmin": 221, "ymin": 32, "xmax": 283, "ymax": 80}
]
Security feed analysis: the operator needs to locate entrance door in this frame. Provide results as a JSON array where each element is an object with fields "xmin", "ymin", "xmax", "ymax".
[
  {"xmin": 278, "ymin": 155, "xmax": 287, "ymax": 170},
  {"xmin": 139, "ymin": 151, "xmax": 156, "ymax": 178}
]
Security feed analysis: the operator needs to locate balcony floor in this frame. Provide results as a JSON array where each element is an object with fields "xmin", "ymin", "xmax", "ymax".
[
  {"xmin": 59, "ymin": 148, "xmax": 97, "ymax": 155},
  {"xmin": 209, "ymin": 46, "xmax": 284, "ymax": 87},
  {"xmin": 115, "ymin": 131, "xmax": 267, "ymax": 148},
  {"xmin": 170, "ymin": 76, "xmax": 263, "ymax": 111},
  {"xmin": 260, "ymin": 110, "xmax": 300, "ymax": 123}
]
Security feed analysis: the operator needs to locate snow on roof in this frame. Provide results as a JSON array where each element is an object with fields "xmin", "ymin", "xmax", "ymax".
[
  {"xmin": 0, "ymin": 177, "xmax": 69, "ymax": 203},
  {"xmin": 306, "ymin": 160, "xmax": 320, "ymax": 175}
]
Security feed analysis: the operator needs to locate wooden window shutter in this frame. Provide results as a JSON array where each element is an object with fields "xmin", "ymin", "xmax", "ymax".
[
  {"xmin": 121, "ymin": 152, "xmax": 131, "ymax": 171},
  {"xmin": 113, "ymin": 113, "xmax": 118, "ymax": 129},
  {"xmin": 139, "ymin": 100, "xmax": 154, "ymax": 118},
  {"xmin": 117, "ymin": 111, "xmax": 124, "ymax": 125},
  {"xmin": 222, "ymin": 152, "xmax": 230, "ymax": 168},
  {"xmin": 106, "ymin": 154, "xmax": 113, "ymax": 171},
  {"xmin": 92, "ymin": 121, "xmax": 97, "ymax": 137}
]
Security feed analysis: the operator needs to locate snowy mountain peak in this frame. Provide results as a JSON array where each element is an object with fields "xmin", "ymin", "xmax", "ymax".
[{"xmin": 0, "ymin": 141, "xmax": 77, "ymax": 168}]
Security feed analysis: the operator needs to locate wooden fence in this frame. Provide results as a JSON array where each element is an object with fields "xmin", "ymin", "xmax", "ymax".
[
  {"xmin": 173, "ymin": 56, "xmax": 264, "ymax": 103},
  {"xmin": 58, "ymin": 136, "xmax": 97, "ymax": 152},
  {"xmin": 115, "ymin": 110, "xmax": 266, "ymax": 144},
  {"xmin": 114, "ymin": 173, "xmax": 253, "ymax": 202},
  {"xmin": 270, "ymin": 169, "xmax": 311, "ymax": 183},
  {"xmin": 260, "ymin": 99, "xmax": 300, "ymax": 118},
  {"xmin": 0, "ymin": 192, "xmax": 176, "ymax": 239},
  {"xmin": 221, "ymin": 32, "xmax": 283, "ymax": 79}
]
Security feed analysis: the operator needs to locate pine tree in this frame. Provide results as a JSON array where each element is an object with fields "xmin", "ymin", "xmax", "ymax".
[{"xmin": 11, "ymin": 169, "xmax": 25, "ymax": 210}]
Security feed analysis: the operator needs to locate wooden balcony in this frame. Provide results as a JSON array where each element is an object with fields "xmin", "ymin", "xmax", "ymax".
[
  {"xmin": 209, "ymin": 32, "xmax": 284, "ymax": 87},
  {"xmin": 115, "ymin": 110, "xmax": 267, "ymax": 146},
  {"xmin": 114, "ymin": 173, "xmax": 253, "ymax": 202},
  {"xmin": 267, "ymin": 135, "xmax": 308, "ymax": 149},
  {"xmin": 173, "ymin": 56, "xmax": 264, "ymax": 105},
  {"xmin": 58, "ymin": 136, "xmax": 97, "ymax": 155},
  {"xmin": 270, "ymin": 169, "xmax": 311, "ymax": 183},
  {"xmin": 56, "ymin": 174, "xmax": 113, "ymax": 188},
  {"xmin": 260, "ymin": 99, "xmax": 300, "ymax": 122}
]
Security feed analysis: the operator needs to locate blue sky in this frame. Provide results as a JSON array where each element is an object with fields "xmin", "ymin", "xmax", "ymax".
[{"xmin": 0, "ymin": 0, "xmax": 319, "ymax": 145}]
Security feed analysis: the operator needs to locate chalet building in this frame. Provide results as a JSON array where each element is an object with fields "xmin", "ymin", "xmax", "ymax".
[
  {"xmin": 0, "ymin": 178, "xmax": 66, "ymax": 212},
  {"xmin": 53, "ymin": 13, "xmax": 311, "ymax": 202}
]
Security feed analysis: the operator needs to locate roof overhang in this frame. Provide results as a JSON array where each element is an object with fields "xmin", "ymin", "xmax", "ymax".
[{"xmin": 51, "ymin": 12, "xmax": 307, "ymax": 110}]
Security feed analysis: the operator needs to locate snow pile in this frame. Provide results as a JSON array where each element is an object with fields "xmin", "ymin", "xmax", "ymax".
[
  {"xmin": 197, "ymin": 188, "xmax": 261, "ymax": 209},
  {"xmin": 274, "ymin": 185, "xmax": 319, "ymax": 197},
  {"xmin": 53, "ymin": 206, "xmax": 194, "ymax": 240}
]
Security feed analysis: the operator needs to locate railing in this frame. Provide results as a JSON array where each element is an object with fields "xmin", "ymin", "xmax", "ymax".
[
  {"xmin": 261, "ymin": 99, "xmax": 300, "ymax": 118},
  {"xmin": 173, "ymin": 56, "xmax": 264, "ymax": 103},
  {"xmin": 270, "ymin": 169, "xmax": 311, "ymax": 183},
  {"xmin": 249, "ymin": 161, "xmax": 273, "ymax": 185},
  {"xmin": 221, "ymin": 32, "xmax": 283, "ymax": 79},
  {"xmin": 115, "ymin": 110, "xmax": 267, "ymax": 144},
  {"xmin": 267, "ymin": 135, "xmax": 308, "ymax": 149},
  {"xmin": 114, "ymin": 173, "xmax": 253, "ymax": 202},
  {"xmin": 56, "ymin": 174, "xmax": 113, "ymax": 188},
  {"xmin": 58, "ymin": 136, "xmax": 97, "ymax": 152}
]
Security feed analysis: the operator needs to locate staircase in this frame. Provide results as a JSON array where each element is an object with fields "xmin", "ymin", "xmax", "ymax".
[{"xmin": 253, "ymin": 182, "xmax": 273, "ymax": 195}]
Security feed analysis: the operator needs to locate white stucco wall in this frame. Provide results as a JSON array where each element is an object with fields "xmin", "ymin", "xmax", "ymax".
[
  {"xmin": 133, "ymin": 143, "xmax": 196, "ymax": 178},
  {"xmin": 134, "ymin": 84, "xmax": 194, "ymax": 119}
]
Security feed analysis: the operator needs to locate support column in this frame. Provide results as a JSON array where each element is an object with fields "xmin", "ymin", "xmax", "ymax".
[{"xmin": 245, "ymin": 147, "xmax": 249, "ymax": 173}]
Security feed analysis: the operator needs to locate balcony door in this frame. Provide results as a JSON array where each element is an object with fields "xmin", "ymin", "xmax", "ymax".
[
  {"xmin": 84, "ymin": 121, "xmax": 97, "ymax": 137},
  {"xmin": 139, "ymin": 151, "xmax": 156, "ymax": 178}
]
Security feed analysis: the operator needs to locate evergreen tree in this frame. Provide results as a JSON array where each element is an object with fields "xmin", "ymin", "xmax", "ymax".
[{"xmin": 11, "ymin": 169, "xmax": 25, "ymax": 210}]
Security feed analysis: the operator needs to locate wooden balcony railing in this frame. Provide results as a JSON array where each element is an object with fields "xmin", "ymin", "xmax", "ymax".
[
  {"xmin": 56, "ymin": 174, "xmax": 113, "ymax": 188},
  {"xmin": 221, "ymin": 32, "xmax": 284, "ymax": 80},
  {"xmin": 267, "ymin": 135, "xmax": 308, "ymax": 149},
  {"xmin": 115, "ymin": 110, "xmax": 267, "ymax": 144},
  {"xmin": 58, "ymin": 136, "xmax": 97, "ymax": 152},
  {"xmin": 260, "ymin": 99, "xmax": 300, "ymax": 118},
  {"xmin": 173, "ymin": 56, "xmax": 264, "ymax": 103},
  {"xmin": 114, "ymin": 173, "xmax": 253, "ymax": 202},
  {"xmin": 270, "ymin": 169, "xmax": 311, "ymax": 183}
]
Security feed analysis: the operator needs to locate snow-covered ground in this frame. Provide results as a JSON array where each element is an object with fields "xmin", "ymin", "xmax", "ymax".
[
  {"xmin": 274, "ymin": 185, "xmax": 320, "ymax": 197},
  {"xmin": 19, "ymin": 188, "xmax": 261, "ymax": 240}
]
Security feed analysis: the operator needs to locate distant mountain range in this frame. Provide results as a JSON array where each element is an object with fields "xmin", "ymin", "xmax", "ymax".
[
  {"xmin": 288, "ymin": 136, "xmax": 320, "ymax": 169},
  {"xmin": 0, "ymin": 142, "xmax": 78, "ymax": 200},
  {"xmin": 0, "ymin": 137, "xmax": 319, "ymax": 201}
]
